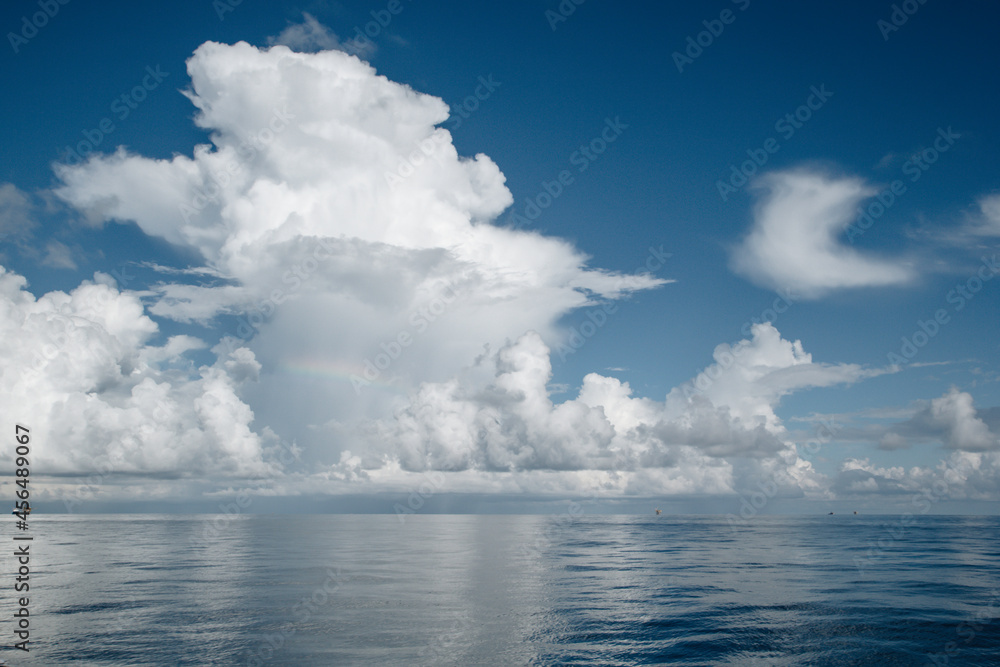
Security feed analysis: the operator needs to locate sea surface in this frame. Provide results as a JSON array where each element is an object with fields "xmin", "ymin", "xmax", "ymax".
[{"xmin": 1, "ymin": 514, "xmax": 998, "ymax": 665}]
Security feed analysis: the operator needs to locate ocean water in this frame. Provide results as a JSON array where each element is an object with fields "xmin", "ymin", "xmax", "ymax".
[{"xmin": 1, "ymin": 514, "xmax": 998, "ymax": 666}]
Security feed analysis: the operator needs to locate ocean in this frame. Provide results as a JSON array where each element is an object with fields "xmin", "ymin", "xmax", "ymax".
[{"xmin": 2, "ymin": 514, "xmax": 998, "ymax": 665}]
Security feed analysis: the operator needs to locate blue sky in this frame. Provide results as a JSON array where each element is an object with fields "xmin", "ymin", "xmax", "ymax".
[{"xmin": 1, "ymin": 0, "xmax": 998, "ymax": 513}]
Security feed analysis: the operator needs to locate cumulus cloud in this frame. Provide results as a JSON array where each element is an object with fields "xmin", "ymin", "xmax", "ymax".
[
  {"xmin": 731, "ymin": 170, "xmax": 916, "ymax": 298},
  {"xmin": 833, "ymin": 448, "xmax": 1000, "ymax": 501},
  {"xmin": 27, "ymin": 39, "xmax": 995, "ymax": 505},
  {"xmin": 926, "ymin": 388, "xmax": 998, "ymax": 451},
  {"xmin": 350, "ymin": 323, "xmax": 881, "ymax": 497},
  {"xmin": 875, "ymin": 388, "xmax": 999, "ymax": 452},
  {"xmin": 52, "ymin": 40, "xmax": 666, "ymax": 458},
  {"xmin": 0, "ymin": 266, "xmax": 278, "ymax": 482},
  {"xmin": 804, "ymin": 388, "xmax": 1000, "ymax": 458}
]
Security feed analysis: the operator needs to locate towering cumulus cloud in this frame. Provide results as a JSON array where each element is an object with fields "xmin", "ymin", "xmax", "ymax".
[
  {"xmin": 46, "ymin": 40, "xmax": 665, "ymax": 490},
  {"xmin": 7, "ymin": 39, "xmax": 987, "ymax": 504}
]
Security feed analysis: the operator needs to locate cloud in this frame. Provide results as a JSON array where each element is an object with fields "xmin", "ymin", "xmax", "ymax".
[
  {"xmin": 266, "ymin": 13, "xmax": 366, "ymax": 56},
  {"xmin": 731, "ymin": 169, "xmax": 916, "ymax": 298},
  {"xmin": 800, "ymin": 388, "xmax": 999, "ymax": 455},
  {"xmin": 52, "ymin": 40, "xmax": 667, "ymax": 462},
  {"xmin": 960, "ymin": 194, "xmax": 1000, "ymax": 240},
  {"xmin": 832, "ymin": 448, "xmax": 1000, "ymax": 501},
  {"xmin": 911, "ymin": 388, "xmax": 998, "ymax": 452},
  {"xmin": 0, "ymin": 266, "xmax": 279, "ymax": 482},
  {"xmin": 963, "ymin": 194, "xmax": 1000, "ymax": 237},
  {"xmin": 832, "ymin": 458, "xmax": 909, "ymax": 495},
  {"xmin": 850, "ymin": 388, "xmax": 999, "ymax": 453},
  {"xmin": 31, "ymin": 40, "xmax": 996, "ymax": 505},
  {"xmin": 40, "ymin": 239, "xmax": 78, "ymax": 270},
  {"xmin": 920, "ymin": 387, "xmax": 1000, "ymax": 452},
  {"xmin": 0, "ymin": 183, "xmax": 36, "ymax": 244},
  {"xmin": 913, "ymin": 192, "xmax": 1000, "ymax": 250},
  {"xmin": 350, "ymin": 323, "xmax": 879, "ymax": 498},
  {"xmin": 671, "ymin": 322, "xmax": 892, "ymax": 432}
]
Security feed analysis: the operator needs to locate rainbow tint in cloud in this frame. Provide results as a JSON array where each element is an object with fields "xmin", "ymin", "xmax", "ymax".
[{"xmin": 279, "ymin": 358, "xmax": 406, "ymax": 393}]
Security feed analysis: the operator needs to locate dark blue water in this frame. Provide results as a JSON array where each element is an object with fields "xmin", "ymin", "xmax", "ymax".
[{"xmin": 1, "ymin": 514, "xmax": 998, "ymax": 665}]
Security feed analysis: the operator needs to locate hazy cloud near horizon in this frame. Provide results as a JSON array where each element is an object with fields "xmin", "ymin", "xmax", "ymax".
[{"xmin": 2, "ymin": 27, "xmax": 998, "ymax": 510}]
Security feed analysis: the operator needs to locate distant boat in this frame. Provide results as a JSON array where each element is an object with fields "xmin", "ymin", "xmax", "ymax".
[
  {"xmin": 12, "ymin": 506, "xmax": 30, "ymax": 515},
  {"xmin": 828, "ymin": 512, "xmax": 834, "ymax": 515},
  {"xmin": 654, "ymin": 509, "xmax": 662, "ymax": 515}
]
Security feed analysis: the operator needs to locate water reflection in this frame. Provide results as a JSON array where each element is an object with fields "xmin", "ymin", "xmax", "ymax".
[{"xmin": 2, "ymin": 514, "xmax": 997, "ymax": 665}]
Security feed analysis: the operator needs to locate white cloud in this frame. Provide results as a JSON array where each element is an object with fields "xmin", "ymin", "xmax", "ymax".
[
  {"xmin": 0, "ymin": 266, "xmax": 278, "ymax": 482},
  {"xmin": 669, "ymin": 322, "xmax": 891, "ymax": 432},
  {"xmin": 857, "ymin": 388, "xmax": 1000, "ymax": 452},
  {"xmin": 52, "ymin": 40, "xmax": 666, "ymax": 458},
  {"xmin": 349, "ymin": 323, "xmax": 877, "ymax": 498},
  {"xmin": 28, "ymin": 40, "xmax": 997, "ymax": 505},
  {"xmin": 731, "ymin": 170, "xmax": 916, "ymax": 298},
  {"xmin": 267, "ymin": 13, "xmax": 354, "ymax": 54},
  {"xmin": 927, "ymin": 388, "xmax": 997, "ymax": 451},
  {"xmin": 833, "ymin": 448, "xmax": 1000, "ymax": 501}
]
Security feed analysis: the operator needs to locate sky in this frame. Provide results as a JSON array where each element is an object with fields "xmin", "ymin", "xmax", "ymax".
[{"xmin": 1, "ymin": 0, "xmax": 998, "ymax": 514}]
